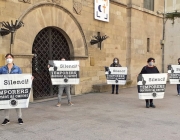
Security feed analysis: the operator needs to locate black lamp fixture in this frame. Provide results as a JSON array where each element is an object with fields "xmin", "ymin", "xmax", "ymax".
[
  {"xmin": 90, "ymin": 32, "xmax": 108, "ymax": 50},
  {"xmin": 0, "ymin": 20, "xmax": 24, "ymax": 53}
]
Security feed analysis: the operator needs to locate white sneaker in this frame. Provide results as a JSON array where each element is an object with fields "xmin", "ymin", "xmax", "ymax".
[
  {"xmin": 56, "ymin": 103, "xmax": 61, "ymax": 107},
  {"xmin": 68, "ymin": 102, "xmax": 74, "ymax": 106}
]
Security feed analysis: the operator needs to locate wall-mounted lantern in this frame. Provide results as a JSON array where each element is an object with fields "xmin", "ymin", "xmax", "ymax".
[
  {"xmin": 0, "ymin": 20, "xmax": 24, "ymax": 53},
  {"xmin": 90, "ymin": 32, "xmax": 108, "ymax": 50}
]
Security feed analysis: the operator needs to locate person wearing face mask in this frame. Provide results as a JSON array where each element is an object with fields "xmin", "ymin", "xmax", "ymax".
[
  {"xmin": 110, "ymin": 58, "xmax": 122, "ymax": 94},
  {"xmin": 48, "ymin": 57, "xmax": 74, "ymax": 107},
  {"xmin": 139, "ymin": 57, "xmax": 159, "ymax": 108},
  {"xmin": 176, "ymin": 58, "xmax": 180, "ymax": 96},
  {"xmin": 0, "ymin": 53, "xmax": 23, "ymax": 125}
]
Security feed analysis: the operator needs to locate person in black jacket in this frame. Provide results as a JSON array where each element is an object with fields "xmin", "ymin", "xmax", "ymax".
[
  {"xmin": 177, "ymin": 58, "xmax": 180, "ymax": 96},
  {"xmin": 110, "ymin": 58, "xmax": 122, "ymax": 94},
  {"xmin": 139, "ymin": 57, "xmax": 159, "ymax": 108}
]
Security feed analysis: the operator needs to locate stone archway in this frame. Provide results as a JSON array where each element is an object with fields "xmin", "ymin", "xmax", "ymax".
[
  {"xmin": 32, "ymin": 27, "xmax": 71, "ymax": 99},
  {"xmin": 13, "ymin": 2, "xmax": 88, "ymax": 57},
  {"xmin": 12, "ymin": 3, "xmax": 88, "ymax": 101}
]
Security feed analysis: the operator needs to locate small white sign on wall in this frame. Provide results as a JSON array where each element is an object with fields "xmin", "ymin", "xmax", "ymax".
[{"xmin": 94, "ymin": 0, "xmax": 109, "ymax": 22}]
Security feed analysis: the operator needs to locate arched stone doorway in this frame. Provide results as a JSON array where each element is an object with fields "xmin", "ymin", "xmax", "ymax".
[
  {"xmin": 12, "ymin": 3, "xmax": 88, "ymax": 101},
  {"xmin": 32, "ymin": 27, "xmax": 71, "ymax": 99},
  {"xmin": 14, "ymin": 3, "xmax": 88, "ymax": 57}
]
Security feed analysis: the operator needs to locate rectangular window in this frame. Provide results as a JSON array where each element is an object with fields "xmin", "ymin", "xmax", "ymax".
[
  {"xmin": 147, "ymin": 38, "xmax": 150, "ymax": 52},
  {"xmin": 144, "ymin": 0, "xmax": 154, "ymax": 11}
]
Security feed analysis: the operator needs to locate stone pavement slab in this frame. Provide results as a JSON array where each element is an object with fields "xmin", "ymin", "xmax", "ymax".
[{"xmin": 0, "ymin": 84, "xmax": 180, "ymax": 140}]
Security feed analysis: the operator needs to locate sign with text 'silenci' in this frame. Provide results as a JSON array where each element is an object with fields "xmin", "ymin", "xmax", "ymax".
[
  {"xmin": 167, "ymin": 65, "xmax": 180, "ymax": 84},
  {"xmin": 105, "ymin": 67, "xmax": 127, "ymax": 85},
  {"xmin": 49, "ymin": 60, "xmax": 80, "ymax": 85},
  {"xmin": 0, "ymin": 74, "xmax": 32, "ymax": 109},
  {"xmin": 137, "ymin": 73, "xmax": 167, "ymax": 99},
  {"xmin": 94, "ymin": 0, "xmax": 109, "ymax": 22}
]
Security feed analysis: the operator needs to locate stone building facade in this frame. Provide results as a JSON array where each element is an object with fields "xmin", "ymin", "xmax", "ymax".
[
  {"xmin": 164, "ymin": 0, "xmax": 180, "ymax": 69},
  {"xmin": 0, "ymin": 0, "xmax": 164, "ymax": 101}
]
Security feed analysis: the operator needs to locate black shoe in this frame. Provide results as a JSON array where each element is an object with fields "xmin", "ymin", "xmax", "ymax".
[
  {"xmin": 150, "ymin": 103, "xmax": 156, "ymax": 108},
  {"xmin": 146, "ymin": 103, "xmax": 149, "ymax": 108},
  {"xmin": 18, "ymin": 118, "xmax": 23, "ymax": 125},
  {"xmin": 2, "ymin": 119, "xmax": 10, "ymax": 126},
  {"xmin": 112, "ymin": 92, "xmax": 114, "ymax": 94},
  {"xmin": 116, "ymin": 93, "xmax": 119, "ymax": 94}
]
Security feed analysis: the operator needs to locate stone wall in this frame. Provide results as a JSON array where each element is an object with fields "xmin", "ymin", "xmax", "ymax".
[
  {"xmin": 126, "ymin": 0, "xmax": 163, "ymax": 85},
  {"xmin": 164, "ymin": 0, "xmax": 180, "ymax": 70},
  {"xmin": 0, "ymin": 0, "xmax": 164, "ymax": 100},
  {"xmin": 72, "ymin": 1, "xmax": 128, "ymax": 94},
  {"xmin": 129, "ymin": 7, "xmax": 163, "ymax": 84},
  {"xmin": 0, "ymin": 54, "xmax": 5, "ymax": 67},
  {"xmin": 164, "ymin": 19, "xmax": 180, "ymax": 68}
]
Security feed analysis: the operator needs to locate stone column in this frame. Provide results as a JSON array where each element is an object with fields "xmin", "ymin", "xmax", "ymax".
[
  {"xmin": 70, "ymin": 55, "xmax": 88, "ymax": 95},
  {"xmin": 0, "ymin": 54, "xmax": 5, "ymax": 67}
]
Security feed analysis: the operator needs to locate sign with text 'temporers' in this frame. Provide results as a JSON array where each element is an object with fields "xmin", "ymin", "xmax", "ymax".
[
  {"xmin": 137, "ymin": 73, "xmax": 167, "ymax": 99},
  {"xmin": 167, "ymin": 65, "xmax": 180, "ymax": 84},
  {"xmin": 105, "ymin": 67, "xmax": 127, "ymax": 85},
  {"xmin": 0, "ymin": 74, "xmax": 32, "ymax": 109},
  {"xmin": 49, "ymin": 60, "xmax": 80, "ymax": 85},
  {"xmin": 94, "ymin": 0, "xmax": 109, "ymax": 22}
]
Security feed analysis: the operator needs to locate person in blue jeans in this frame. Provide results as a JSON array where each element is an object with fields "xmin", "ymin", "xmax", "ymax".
[
  {"xmin": 0, "ymin": 53, "xmax": 23, "ymax": 125},
  {"xmin": 177, "ymin": 58, "xmax": 180, "ymax": 96},
  {"xmin": 48, "ymin": 57, "xmax": 74, "ymax": 107}
]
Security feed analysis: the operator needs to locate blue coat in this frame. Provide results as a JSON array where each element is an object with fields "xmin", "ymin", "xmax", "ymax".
[{"xmin": 0, "ymin": 64, "xmax": 22, "ymax": 74}]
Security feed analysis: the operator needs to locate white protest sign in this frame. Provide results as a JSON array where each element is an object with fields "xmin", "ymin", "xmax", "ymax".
[
  {"xmin": 49, "ymin": 60, "xmax": 80, "ymax": 85},
  {"xmin": 0, "ymin": 74, "xmax": 32, "ymax": 109},
  {"xmin": 105, "ymin": 67, "xmax": 127, "ymax": 85},
  {"xmin": 167, "ymin": 65, "xmax": 180, "ymax": 84},
  {"xmin": 137, "ymin": 73, "xmax": 167, "ymax": 99}
]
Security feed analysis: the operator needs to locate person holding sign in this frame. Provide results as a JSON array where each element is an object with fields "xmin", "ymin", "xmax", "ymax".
[
  {"xmin": 110, "ymin": 58, "xmax": 122, "ymax": 94},
  {"xmin": 0, "ymin": 54, "xmax": 23, "ymax": 125},
  {"xmin": 48, "ymin": 57, "xmax": 74, "ymax": 107},
  {"xmin": 139, "ymin": 58, "xmax": 159, "ymax": 108},
  {"xmin": 177, "ymin": 58, "xmax": 180, "ymax": 96}
]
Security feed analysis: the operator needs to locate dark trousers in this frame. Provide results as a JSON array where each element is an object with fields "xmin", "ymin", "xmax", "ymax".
[
  {"xmin": 112, "ymin": 85, "xmax": 119, "ymax": 93},
  {"xmin": 177, "ymin": 84, "xmax": 180, "ymax": 94},
  {"xmin": 145, "ymin": 99, "xmax": 153, "ymax": 104}
]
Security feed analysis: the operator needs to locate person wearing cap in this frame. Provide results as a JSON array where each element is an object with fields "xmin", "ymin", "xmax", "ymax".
[
  {"xmin": 177, "ymin": 58, "xmax": 180, "ymax": 96},
  {"xmin": 110, "ymin": 58, "xmax": 122, "ymax": 94},
  {"xmin": 139, "ymin": 57, "xmax": 159, "ymax": 108}
]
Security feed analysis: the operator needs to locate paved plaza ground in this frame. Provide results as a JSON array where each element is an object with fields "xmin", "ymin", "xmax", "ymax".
[{"xmin": 0, "ymin": 83, "xmax": 180, "ymax": 140}]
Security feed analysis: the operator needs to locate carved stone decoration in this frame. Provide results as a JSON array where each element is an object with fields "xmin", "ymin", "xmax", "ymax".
[
  {"xmin": 18, "ymin": 0, "xmax": 31, "ymax": 4},
  {"xmin": 73, "ymin": 0, "xmax": 82, "ymax": 15},
  {"xmin": 82, "ymin": 0, "xmax": 92, "ymax": 7},
  {"xmin": 51, "ymin": 0, "xmax": 62, "ymax": 5}
]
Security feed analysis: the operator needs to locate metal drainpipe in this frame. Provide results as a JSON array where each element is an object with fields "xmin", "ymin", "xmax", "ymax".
[{"xmin": 162, "ymin": 0, "xmax": 165, "ymax": 73}]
